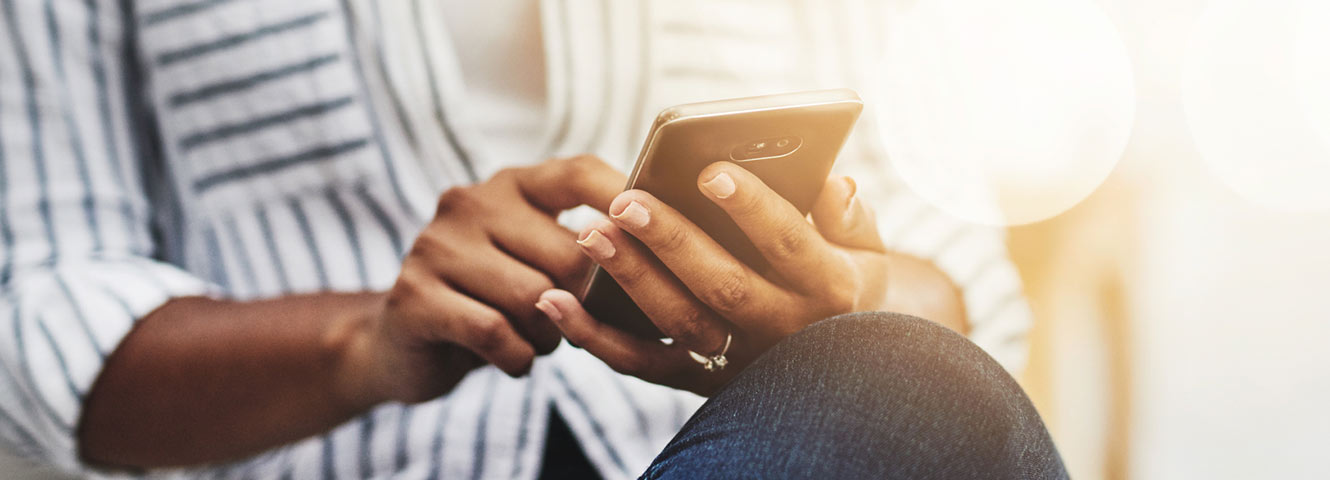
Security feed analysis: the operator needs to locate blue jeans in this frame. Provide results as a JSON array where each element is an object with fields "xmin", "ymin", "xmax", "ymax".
[{"xmin": 543, "ymin": 312, "xmax": 1068, "ymax": 479}]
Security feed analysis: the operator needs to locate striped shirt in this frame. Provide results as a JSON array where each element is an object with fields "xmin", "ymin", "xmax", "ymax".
[{"xmin": 0, "ymin": 0, "xmax": 1033, "ymax": 478}]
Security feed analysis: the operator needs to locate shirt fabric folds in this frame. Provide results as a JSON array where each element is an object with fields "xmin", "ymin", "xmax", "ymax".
[{"xmin": 0, "ymin": 0, "xmax": 1033, "ymax": 478}]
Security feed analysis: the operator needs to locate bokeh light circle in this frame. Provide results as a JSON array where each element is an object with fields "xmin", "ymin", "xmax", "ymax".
[
  {"xmin": 1182, "ymin": 0, "xmax": 1330, "ymax": 212},
  {"xmin": 873, "ymin": 0, "xmax": 1135, "ymax": 227}
]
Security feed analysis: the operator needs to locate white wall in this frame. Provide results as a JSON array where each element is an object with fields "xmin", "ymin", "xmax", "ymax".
[
  {"xmin": 1130, "ymin": 176, "xmax": 1330, "ymax": 479},
  {"xmin": 1105, "ymin": 0, "xmax": 1330, "ymax": 477}
]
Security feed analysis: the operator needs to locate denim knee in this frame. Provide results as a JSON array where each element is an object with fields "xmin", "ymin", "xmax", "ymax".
[
  {"xmin": 776, "ymin": 311, "xmax": 1011, "ymax": 390},
  {"xmin": 757, "ymin": 311, "xmax": 1032, "ymax": 432},
  {"xmin": 676, "ymin": 311, "xmax": 1067, "ymax": 479}
]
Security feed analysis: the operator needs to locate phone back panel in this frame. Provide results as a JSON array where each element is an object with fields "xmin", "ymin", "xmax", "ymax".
[{"xmin": 581, "ymin": 90, "xmax": 863, "ymax": 338}]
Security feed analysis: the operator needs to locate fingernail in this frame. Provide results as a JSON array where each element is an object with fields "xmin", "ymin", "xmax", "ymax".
[
  {"xmin": 611, "ymin": 200, "xmax": 650, "ymax": 228},
  {"xmin": 577, "ymin": 229, "xmax": 616, "ymax": 259},
  {"xmin": 535, "ymin": 299, "xmax": 562, "ymax": 323},
  {"xmin": 843, "ymin": 176, "xmax": 857, "ymax": 198},
  {"xmin": 701, "ymin": 172, "xmax": 736, "ymax": 199}
]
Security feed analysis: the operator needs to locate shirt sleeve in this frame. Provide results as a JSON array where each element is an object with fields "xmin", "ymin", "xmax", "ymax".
[{"xmin": 0, "ymin": 1, "xmax": 212, "ymax": 472}]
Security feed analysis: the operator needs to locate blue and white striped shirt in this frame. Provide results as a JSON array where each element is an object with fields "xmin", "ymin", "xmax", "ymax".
[{"xmin": 0, "ymin": 0, "xmax": 1033, "ymax": 478}]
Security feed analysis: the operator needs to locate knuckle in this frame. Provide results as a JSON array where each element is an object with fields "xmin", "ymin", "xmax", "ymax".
[
  {"xmin": 564, "ymin": 154, "xmax": 605, "ymax": 177},
  {"xmin": 607, "ymin": 251, "xmax": 649, "ymax": 284},
  {"xmin": 407, "ymin": 238, "xmax": 429, "ymax": 259},
  {"xmin": 701, "ymin": 268, "xmax": 750, "ymax": 314},
  {"xmin": 492, "ymin": 167, "xmax": 519, "ymax": 183},
  {"xmin": 411, "ymin": 228, "xmax": 467, "ymax": 264},
  {"xmin": 385, "ymin": 281, "xmax": 413, "ymax": 312},
  {"xmin": 409, "ymin": 229, "xmax": 447, "ymax": 257},
  {"xmin": 390, "ymin": 266, "xmax": 428, "ymax": 302},
  {"xmin": 770, "ymin": 222, "xmax": 810, "ymax": 259},
  {"xmin": 435, "ymin": 186, "xmax": 478, "ymax": 217},
  {"xmin": 655, "ymin": 222, "xmax": 691, "ymax": 253},
  {"xmin": 467, "ymin": 313, "xmax": 511, "ymax": 353},
  {"xmin": 670, "ymin": 308, "xmax": 710, "ymax": 346}
]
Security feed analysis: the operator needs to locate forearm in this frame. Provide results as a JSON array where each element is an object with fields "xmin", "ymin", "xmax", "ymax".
[
  {"xmin": 78, "ymin": 293, "xmax": 392, "ymax": 468},
  {"xmin": 882, "ymin": 252, "xmax": 968, "ymax": 334}
]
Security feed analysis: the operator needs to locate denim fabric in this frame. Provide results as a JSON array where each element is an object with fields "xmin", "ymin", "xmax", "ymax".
[{"xmin": 640, "ymin": 312, "xmax": 1067, "ymax": 479}]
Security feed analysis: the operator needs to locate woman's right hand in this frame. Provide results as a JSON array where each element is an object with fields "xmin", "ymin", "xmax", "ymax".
[{"xmin": 363, "ymin": 156, "xmax": 626, "ymax": 403}]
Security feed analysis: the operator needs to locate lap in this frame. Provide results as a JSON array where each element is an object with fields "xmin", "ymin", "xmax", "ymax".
[{"xmin": 642, "ymin": 312, "xmax": 1067, "ymax": 480}]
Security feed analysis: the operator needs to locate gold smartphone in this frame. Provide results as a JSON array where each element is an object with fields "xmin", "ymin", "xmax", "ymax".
[{"xmin": 579, "ymin": 89, "xmax": 863, "ymax": 338}]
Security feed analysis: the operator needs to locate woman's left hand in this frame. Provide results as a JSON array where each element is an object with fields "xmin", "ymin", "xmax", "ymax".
[{"xmin": 536, "ymin": 161, "xmax": 889, "ymax": 395}]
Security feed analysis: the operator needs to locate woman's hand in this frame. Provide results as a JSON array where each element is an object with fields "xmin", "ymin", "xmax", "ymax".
[
  {"xmin": 364, "ymin": 156, "xmax": 626, "ymax": 403},
  {"xmin": 537, "ymin": 161, "xmax": 890, "ymax": 395},
  {"xmin": 79, "ymin": 157, "xmax": 630, "ymax": 467}
]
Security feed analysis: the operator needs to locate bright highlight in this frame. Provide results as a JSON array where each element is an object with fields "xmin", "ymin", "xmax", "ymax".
[
  {"xmin": 873, "ymin": 0, "xmax": 1135, "ymax": 226},
  {"xmin": 1182, "ymin": 0, "xmax": 1330, "ymax": 212}
]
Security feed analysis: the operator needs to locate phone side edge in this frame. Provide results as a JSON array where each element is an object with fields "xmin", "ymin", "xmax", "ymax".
[
  {"xmin": 579, "ymin": 104, "xmax": 675, "ymax": 301},
  {"xmin": 664, "ymin": 88, "xmax": 863, "ymax": 121}
]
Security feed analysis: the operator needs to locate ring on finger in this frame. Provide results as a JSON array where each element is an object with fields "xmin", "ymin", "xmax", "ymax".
[{"xmin": 687, "ymin": 331, "xmax": 732, "ymax": 372}]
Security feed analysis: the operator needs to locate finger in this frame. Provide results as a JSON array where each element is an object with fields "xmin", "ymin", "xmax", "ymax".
[
  {"xmin": 448, "ymin": 298, "xmax": 539, "ymax": 377},
  {"xmin": 398, "ymin": 274, "xmax": 537, "ymax": 377},
  {"xmin": 513, "ymin": 155, "xmax": 628, "ymax": 213},
  {"xmin": 486, "ymin": 203, "xmax": 588, "ymax": 289},
  {"xmin": 809, "ymin": 176, "xmax": 886, "ymax": 252},
  {"xmin": 604, "ymin": 191, "xmax": 803, "ymax": 334},
  {"xmin": 576, "ymin": 219, "xmax": 730, "ymax": 353},
  {"xmin": 536, "ymin": 289, "xmax": 694, "ymax": 385},
  {"xmin": 424, "ymin": 242, "xmax": 563, "ymax": 354},
  {"xmin": 694, "ymin": 162, "xmax": 852, "ymax": 293}
]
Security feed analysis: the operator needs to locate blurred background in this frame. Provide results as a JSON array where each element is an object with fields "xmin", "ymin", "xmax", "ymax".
[
  {"xmin": 863, "ymin": 1, "xmax": 1330, "ymax": 477},
  {"xmin": 1005, "ymin": 0, "xmax": 1330, "ymax": 479},
  {"xmin": 5, "ymin": 0, "xmax": 1329, "ymax": 478}
]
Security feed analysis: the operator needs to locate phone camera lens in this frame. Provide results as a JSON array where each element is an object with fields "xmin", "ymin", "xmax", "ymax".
[{"xmin": 731, "ymin": 136, "xmax": 800, "ymax": 161}]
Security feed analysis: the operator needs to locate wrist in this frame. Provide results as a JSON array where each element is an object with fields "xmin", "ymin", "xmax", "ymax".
[{"xmin": 324, "ymin": 292, "xmax": 396, "ymax": 411}]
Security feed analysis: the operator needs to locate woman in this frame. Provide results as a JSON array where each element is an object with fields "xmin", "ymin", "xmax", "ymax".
[{"xmin": 0, "ymin": 0, "xmax": 1061, "ymax": 478}]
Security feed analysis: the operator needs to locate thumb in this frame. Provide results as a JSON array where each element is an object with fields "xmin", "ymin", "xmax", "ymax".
[{"xmin": 810, "ymin": 176, "xmax": 885, "ymax": 252}]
